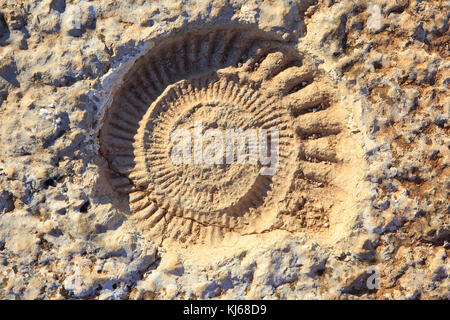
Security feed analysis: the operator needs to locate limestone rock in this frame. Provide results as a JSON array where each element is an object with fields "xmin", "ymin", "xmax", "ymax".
[{"xmin": 0, "ymin": 0, "xmax": 448, "ymax": 300}]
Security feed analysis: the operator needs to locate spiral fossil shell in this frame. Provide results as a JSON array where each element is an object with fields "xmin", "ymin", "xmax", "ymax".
[{"xmin": 100, "ymin": 25, "xmax": 349, "ymax": 243}]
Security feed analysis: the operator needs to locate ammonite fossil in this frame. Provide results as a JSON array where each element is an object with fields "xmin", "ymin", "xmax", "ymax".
[{"xmin": 100, "ymin": 25, "xmax": 347, "ymax": 243}]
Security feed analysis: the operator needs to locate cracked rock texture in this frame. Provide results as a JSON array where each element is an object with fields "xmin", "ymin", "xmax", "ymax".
[{"xmin": 0, "ymin": 0, "xmax": 448, "ymax": 299}]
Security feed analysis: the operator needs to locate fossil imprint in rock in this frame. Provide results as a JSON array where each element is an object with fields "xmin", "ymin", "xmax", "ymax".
[{"xmin": 100, "ymin": 26, "xmax": 352, "ymax": 243}]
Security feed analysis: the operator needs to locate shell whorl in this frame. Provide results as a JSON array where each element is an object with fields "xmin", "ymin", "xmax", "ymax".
[{"xmin": 100, "ymin": 26, "xmax": 346, "ymax": 243}]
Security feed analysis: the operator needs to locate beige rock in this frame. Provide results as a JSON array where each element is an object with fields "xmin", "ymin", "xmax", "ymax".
[{"xmin": 0, "ymin": 0, "xmax": 447, "ymax": 300}]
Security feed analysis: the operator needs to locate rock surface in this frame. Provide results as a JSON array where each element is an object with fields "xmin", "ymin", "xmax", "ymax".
[{"xmin": 0, "ymin": 0, "xmax": 448, "ymax": 300}]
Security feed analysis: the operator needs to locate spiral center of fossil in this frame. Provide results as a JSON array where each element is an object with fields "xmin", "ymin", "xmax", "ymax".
[
  {"xmin": 175, "ymin": 100, "xmax": 253, "ymax": 127},
  {"xmin": 166, "ymin": 100, "xmax": 261, "ymax": 210}
]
